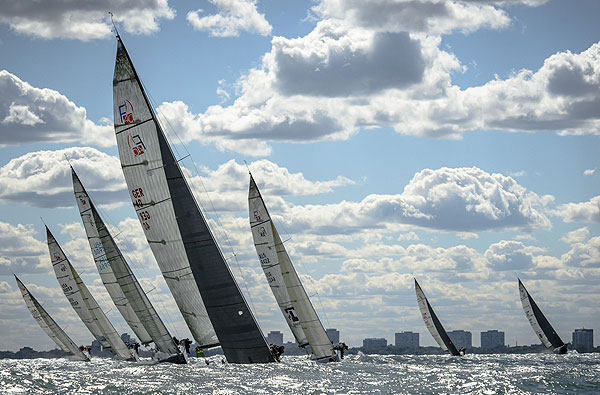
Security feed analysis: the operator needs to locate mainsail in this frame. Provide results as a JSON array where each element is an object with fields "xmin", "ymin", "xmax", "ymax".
[
  {"xmin": 248, "ymin": 174, "xmax": 308, "ymax": 348},
  {"xmin": 249, "ymin": 174, "xmax": 337, "ymax": 362},
  {"xmin": 72, "ymin": 167, "xmax": 152, "ymax": 345},
  {"xmin": 112, "ymin": 34, "xmax": 274, "ymax": 363},
  {"xmin": 72, "ymin": 168, "xmax": 183, "ymax": 360},
  {"xmin": 415, "ymin": 279, "xmax": 460, "ymax": 356},
  {"xmin": 15, "ymin": 275, "xmax": 89, "ymax": 361},
  {"xmin": 518, "ymin": 278, "xmax": 567, "ymax": 354},
  {"xmin": 47, "ymin": 227, "xmax": 134, "ymax": 359}
]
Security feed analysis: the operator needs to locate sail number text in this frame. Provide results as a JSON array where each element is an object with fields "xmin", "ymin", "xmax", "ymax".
[{"xmin": 258, "ymin": 252, "xmax": 270, "ymax": 265}]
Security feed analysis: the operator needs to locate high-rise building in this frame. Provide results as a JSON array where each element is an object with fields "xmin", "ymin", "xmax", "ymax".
[
  {"xmin": 447, "ymin": 330, "xmax": 472, "ymax": 349},
  {"xmin": 572, "ymin": 328, "xmax": 593, "ymax": 349},
  {"xmin": 395, "ymin": 331, "xmax": 419, "ymax": 348},
  {"xmin": 363, "ymin": 338, "xmax": 387, "ymax": 349},
  {"xmin": 326, "ymin": 328, "xmax": 340, "ymax": 344},
  {"xmin": 267, "ymin": 330, "xmax": 284, "ymax": 346},
  {"xmin": 480, "ymin": 330, "xmax": 505, "ymax": 348}
]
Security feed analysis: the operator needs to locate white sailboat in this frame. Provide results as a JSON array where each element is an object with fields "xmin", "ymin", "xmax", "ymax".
[
  {"xmin": 72, "ymin": 167, "xmax": 186, "ymax": 364},
  {"xmin": 15, "ymin": 275, "xmax": 89, "ymax": 361},
  {"xmin": 47, "ymin": 226, "xmax": 135, "ymax": 360},
  {"xmin": 112, "ymin": 33, "xmax": 274, "ymax": 363},
  {"xmin": 518, "ymin": 278, "xmax": 568, "ymax": 354},
  {"xmin": 248, "ymin": 174, "xmax": 339, "ymax": 362},
  {"xmin": 415, "ymin": 278, "xmax": 460, "ymax": 356}
]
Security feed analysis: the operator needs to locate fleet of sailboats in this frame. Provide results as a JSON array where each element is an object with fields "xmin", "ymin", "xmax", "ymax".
[
  {"xmin": 12, "ymin": 31, "xmax": 575, "ymax": 363},
  {"xmin": 72, "ymin": 167, "xmax": 186, "ymax": 364}
]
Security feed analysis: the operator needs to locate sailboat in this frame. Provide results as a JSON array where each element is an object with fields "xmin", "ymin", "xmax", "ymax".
[
  {"xmin": 518, "ymin": 278, "xmax": 568, "ymax": 354},
  {"xmin": 15, "ymin": 275, "xmax": 90, "ymax": 362},
  {"xmin": 112, "ymin": 33, "xmax": 274, "ymax": 363},
  {"xmin": 47, "ymin": 226, "xmax": 136, "ymax": 360},
  {"xmin": 248, "ymin": 174, "xmax": 339, "ymax": 362},
  {"xmin": 414, "ymin": 278, "xmax": 460, "ymax": 356},
  {"xmin": 72, "ymin": 167, "xmax": 186, "ymax": 364}
]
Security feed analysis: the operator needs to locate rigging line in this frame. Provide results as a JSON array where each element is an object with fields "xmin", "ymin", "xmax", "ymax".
[{"xmin": 147, "ymin": 90, "xmax": 263, "ymax": 326}]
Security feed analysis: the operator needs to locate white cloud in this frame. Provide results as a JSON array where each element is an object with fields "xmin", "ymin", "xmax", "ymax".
[
  {"xmin": 0, "ymin": 147, "xmax": 126, "ymax": 208},
  {"xmin": 187, "ymin": 0, "xmax": 272, "ymax": 37},
  {"xmin": 584, "ymin": 168, "xmax": 596, "ymax": 176},
  {"xmin": 554, "ymin": 196, "xmax": 600, "ymax": 223},
  {"xmin": 158, "ymin": 20, "xmax": 600, "ymax": 154},
  {"xmin": 484, "ymin": 240, "xmax": 535, "ymax": 271},
  {"xmin": 312, "ymin": 0, "xmax": 511, "ymax": 35},
  {"xmin": 561, "ymin": 227, "xmax": 590, "ymax": 244},
  {"xmin": 278, "ymin": 167, "xmax": 550, "ymax": 235},
  {"xmin": 0, "ymin": 222, "xmax": 49, "ymax": 275},
  {"xmin": 0, "ymin": 71, "xmax": 114, "ymax": 147},
  {"xmin": 561, "ymin": 236, "xmax": 600, "ymax": 268},
  {"xmin": 0, "ymin": 0, "xmax": 174, "ymax": 40}
]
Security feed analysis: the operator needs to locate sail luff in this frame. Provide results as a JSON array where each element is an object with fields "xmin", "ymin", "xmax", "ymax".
[
  {"xmin": 72, "ymin": 168, "xmax": 152, "ymax": 345},
  {"xmin": 415, "ymin": 279, "xmax": 459, "ymax": 356},
  {"xmin": 89, "ymin": 201, "xmax": 180, "ymax": 355},
  {"xmin": 113, "ymin": 35, "xmax": 274, "ymax": 363},
  {"xmin": 518, "ymin": 279, "xmax": 566, "ymax": 351},
  {"xmin": 15, "ymin": 275, "xmax": 89, "ymax": 361},
  {"xmin": 248, "ymin": 175, "xmax": 309, "ymax": 347}
]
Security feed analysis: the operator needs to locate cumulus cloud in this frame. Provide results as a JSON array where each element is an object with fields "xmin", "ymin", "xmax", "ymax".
[
  {"xmin": 561, "ymin": 236, "xmax": 600, "ymax": 268},
  {"xmin": 0, "ymin": 71, "xmax": 113, "ymax": 147},
  {"xmin": 584, "ymin": 168, "xmax": 596, "ymax": 176},
  {"xmin": 157, "ymin": 19, "xmax": 600, "ymax": 154},
  {"xmin": 0, "ymin": 0, "xmax": 174, "ymax": 40},
  {"xmin": 484, "ymin": 240, "xmax": 535, "ymax": 271},
  {"xmin": 553, "ymin": 196, "xmax": 600, "ymax": 223},
  {"xmin": 561, "ymin": 227, "xmax": 590, "ymax": 244},
  {"xmin": 0, "ymin": 147, "xmax": 126, "ymax": 208},
  {"xmin": 187, "ymin": 0, "xmax": 272, "ymax": 37},
  {"xmin": 0, "ymin": 222, "xmax": 49, "ymax": 275},
  {"xmin": 278, "ymin": 167, "xmax": 550, "ymax": 235},
  {"xmin": 312, "ymin": 0, "xmax": 511, "ymax": 35}
]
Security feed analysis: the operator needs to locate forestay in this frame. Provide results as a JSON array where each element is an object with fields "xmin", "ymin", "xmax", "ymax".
[
  {"xmin": 47, "ymin": 227, "xmax": 133, "ymax": 359},
  {"xmin": 89, "ymin": 194, "xmax": 181, "ymax": 356},
  {"xmin": 113, "ymin": 35, "xmax": 274, "ymax": 363},
  {"xmin": 15, "ymin": 275, "xmax": 89, "ymax": 361},
  {"xmin": 248, "ymin": 175, "xmax": 308, "ymax": 347},
  {"xmin": 518, "ymin": 279, "xmax": 566, "ymax": 353},
  {"xmin": 415, "ymin": 279, "xmax": 460, "ymax": 356},
  {"xmin": 72, "ymin": 168, "xmax": 152, "ymax": 345}
]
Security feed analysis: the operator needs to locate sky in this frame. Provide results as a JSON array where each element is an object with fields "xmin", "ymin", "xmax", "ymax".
[{"xmin": 0, "ymin": 0, "xmax": 599, "ymax": 351}]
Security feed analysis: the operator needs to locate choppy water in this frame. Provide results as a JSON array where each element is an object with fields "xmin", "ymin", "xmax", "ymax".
[{"xmin": 1, "ymin": 353, "xmax": 599, "ymax": 394}]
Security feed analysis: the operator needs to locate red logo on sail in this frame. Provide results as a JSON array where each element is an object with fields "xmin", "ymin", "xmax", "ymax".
[
  {"xmin": 254, "ymin": 211, "xmax": 261, "ymax": 221},
  {"xmin": 60, "ymin": 264, "xmax": 66, "ymax": 272},
  {"xmin": 128, "ymin": 134, "xmax": 146, "ymax": 156},
  {"xmin": 54, "ymin": 253, "xmax": 61, "ymax": 261},
  {"xmin": 79, "ymin": 195, "xmax": 87, "ymax": 206},
  {"xmin": 259, "ymin": 227, "xmax": 266, "ymax": 237},
  {"xmin": 119, "ymin": 100, "xmax": 134, "ymax": 125}
]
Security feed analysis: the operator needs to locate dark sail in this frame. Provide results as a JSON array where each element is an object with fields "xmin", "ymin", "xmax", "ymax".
[
  {"xmin": 415, "ymin": 279, "xmax": 460, "ymax": 356},
  {"xmin": 113, "ymin": 35, "xmax": 274, "ymax": 364},
  {"xmin": 518, "ymin": 279, "xmax": 566, "ymax": 353}
]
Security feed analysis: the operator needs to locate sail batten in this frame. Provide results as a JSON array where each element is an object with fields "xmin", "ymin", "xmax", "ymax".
[
  {"xmin": 415, "ymin": 279, "xmax": 460, "ymax": 356},
  {"xmin": 113, "ymin": 35, "xmax": 274, "ymax": 363},
  {"xmin": 249, "ymin": 175, "xmax": 338, "ymax": 361},
  {"xmin": 47, "ymin": 227, "xmax": 133, "ymax": 360},
  {"xmin": 518, "ymin": 279, "xmax": 567, "ymax": 353}
]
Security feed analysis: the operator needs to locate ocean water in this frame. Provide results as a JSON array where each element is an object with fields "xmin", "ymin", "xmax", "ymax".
[{"xmin": 1, "ymin": 353, "xmax": 599, "ymax": 394}]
